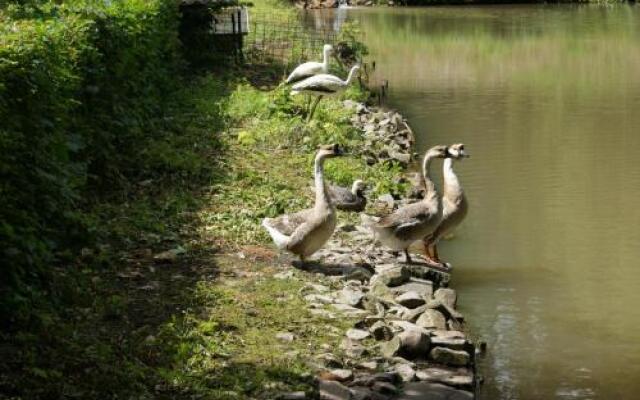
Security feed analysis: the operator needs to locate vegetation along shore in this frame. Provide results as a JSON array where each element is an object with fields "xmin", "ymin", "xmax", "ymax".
[{"xmin": 2, "ymin": 0, "xmax": 479, "ymax": 398}]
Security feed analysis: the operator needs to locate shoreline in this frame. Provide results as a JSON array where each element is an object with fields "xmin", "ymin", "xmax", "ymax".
[{"xmin": 276, "ymin": 100, "xmax": 481, "ymax": 399}]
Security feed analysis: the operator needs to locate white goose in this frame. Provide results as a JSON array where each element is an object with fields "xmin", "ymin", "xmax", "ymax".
[
  {"xmin": 422, "ymin": 143, "xmax": 469, "ymax": 267},
  {"xmin": 291, "ymin": 65, "xmax": 360, "ymax": 120},
  {"xmin": 363, "ymin": 145, "xmax": 450, "ymax": 265},
  {"xmin": 262, "ymin": 144, "xmax": 343, "ymax": 262},
  {"xmin": 285, "ymin": 44, "xmax": 333, "ymax": 84}
]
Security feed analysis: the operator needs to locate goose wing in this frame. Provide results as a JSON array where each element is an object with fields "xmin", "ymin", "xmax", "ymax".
[
  {"xmin": 286, "ymin": 61, "xmax": 324, "ymax": 84},
  {"xmin": 291, "ymin": 74, "xmax": 344, "ymax": 94},
  {"xmin": 266, "ymin": 208, "xmax": 314, "ymax": 236},
  {"xmin": 328, "ymin": 184, "xmax": 355, "ymax": 204},
  {"xmin": 377, "ymin": 201, "xmax": 438, "ymax": 239},
  {"xmin": 286, "ymin": 209, "xmax": 332, "ymax": 249}
]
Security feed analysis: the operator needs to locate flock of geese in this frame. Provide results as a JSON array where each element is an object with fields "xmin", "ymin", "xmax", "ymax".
[{"xmin": 262, "ymin": 45, "xmax": 470, "ymax": 271}]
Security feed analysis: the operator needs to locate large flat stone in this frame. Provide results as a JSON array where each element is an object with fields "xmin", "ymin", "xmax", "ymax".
[
  {"xmin": 319, "ymin": 380, "xmax": 353, "ymax": 400},
  {"xmin": 429, "ymin": 347, "xmax": 470, "ymax": 367},
  {"xmin": 415, "ymin": 309, "xmax": 447, "ymax": 330},
  {"xmin": 415, "ymin": 367, "xmax": 474, "ymax": 389},
  {"xmin": 434, "ymin": 288, "xmax": 457, "ymax": 309},
  {"xmin": 390, "ymin": 280, "xmax": 433, "ymax": 298},
  {"xmin": 372, "ymin": 264, "xmax": 410, "ymax": 287},
  {"xmin": 395, "ymin": 291, "xmax": 426, "ymax": 309},
  {"xmin": 395, "ymin": 382, "xmax": 473, "ymax": 400}
]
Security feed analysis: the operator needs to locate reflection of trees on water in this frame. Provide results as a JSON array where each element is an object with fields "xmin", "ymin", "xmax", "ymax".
[{"xmin": 309, "ymin": 9, "xmax": 349, "ymax": 33}]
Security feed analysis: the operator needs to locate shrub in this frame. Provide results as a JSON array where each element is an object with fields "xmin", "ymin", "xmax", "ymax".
[{"xmin": 0, "ymin": 0, "xmax": 182, "ymax": 324}]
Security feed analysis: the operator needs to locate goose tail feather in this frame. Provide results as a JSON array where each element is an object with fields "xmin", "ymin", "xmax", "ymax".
[{"xmin": 262, "ymin": 218, "xmax": 290, "ymax": 250}]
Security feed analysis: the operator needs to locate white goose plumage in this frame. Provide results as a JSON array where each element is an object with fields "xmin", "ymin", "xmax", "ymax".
[
  {"xmin": 285, "ymin": 44, "xmax": 333, "ymax": 84},
  {"xmin": 291, "ymin": 65, "xmax": 360, "ymax": 97}
]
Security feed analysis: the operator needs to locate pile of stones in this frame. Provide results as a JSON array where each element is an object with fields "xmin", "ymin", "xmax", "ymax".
[
  {"xmin": 343, "ymin": 100, "xmax": 415, "ymax": 168},
  {"xmin": 278, "ymin": 221, "xmax": 480, "ymax": 400}
]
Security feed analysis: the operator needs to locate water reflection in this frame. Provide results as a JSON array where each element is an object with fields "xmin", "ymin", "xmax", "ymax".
[{"xmin": 309, "ymin": 5, "xmax": 640, "ymax": 399}]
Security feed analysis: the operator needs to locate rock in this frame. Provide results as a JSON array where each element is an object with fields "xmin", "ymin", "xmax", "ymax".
[
  {"xmin": 358, "ymin": 361, "xmax": 379, "ymax": 371},
  {"xmin": 316, "ymin": 353, "xmax": 343, "ymax": 368},
  {"xmin": 351, "ymin": 387, "xmax": 390, "ymax": 400},
  {"xmin": 376, "ymin": 194, "xmax": 395, "ymax": 209},
  {"xmin": 429, "ymin": 347, "xmax": 470, "ymax": 367},
  {"xmin": 331, "ymin": 304, "xmax": 369, "ymax": 317},
  {"xmin": 401, "ymin": 305, "xmax": 427, "ymax": 322},
  {"xmin": 388, "ymin": 320, "xmax": 428, "ymax": 335},
  {"xmin": 352, "ymin": 372, "xmax": 400, "ymax": 387},
  {"xmin": 338, "ymin": 287, "xmax": 365, "ymax": 307},
  {"xmin": 395, "ymin": 291, "xmax": 426, "ymax": 309},
  {"xmin": 341, "ymin": 338, "xmax": 368, "ymax": 358},
  {"xmin": 415, "ymin": 309, "xmax": 447, "ymax": 330},
  {"xmin": 276, "ymin": 332, "xmax": 295, "ymax": 342},
  {"xmin": 393, "ymin": 363, "xmax": 416, "ymax": 382},
  {"xmin": 324, "ymin": 369, "xmax": 354, "ymax": 382},
  {"xmin": 371, "ymin": 381, "xmax": 398, "ymax": 396},
  {"xmin": 344, "ymin": 267, "xmax": 373, "ymax": 282},
  {"xmin": 426, "ymin": 299, "xmax": 464, "ymax": 321},
  {"xmin": 369, "ymin": 321, "xmax": 393, "ymax": 341},
  {"xmin": 434, "ymin": 288, "xmax": 457, "ymax": 309},
  {"xmin": 361, "ymin": 295, "xmax": 386, "ymax": 316},
  {"xmin": 304, "ymin": 294, "xmax": 335, "ymax": 304},
  {"xmin": 372, "ymin": 264, "xmax": 410, "ymax": 287},
  {"xmin": 319, "ymin": 380, "xmax": 353, "ymax": 400},
  {"xmin": 388, "ymin": 150, "xmax": 411, "ymax": 165},
  {"xmin": 380, "ymin": 329, "xmax": 430, "ymax": 359},
  {"xmin": 391, "ymin": 280, "xmax": 433, "ymax": 298},
  {"xmin": 430, "ymin": 330, "xmax": 468, "ymax": 351},
  {"xmin": 300, "ymin": 283, "xmax": 330, "ymax": 294},
  {"xmin": 368, "ymin": 280, "xmax": 395, "ymax": 301},
  {"xmin": 347, "ymin": 328, "xmax": 371, "ymax": 341},
  {"xmin": 395, "ymin": 382, "xmax": 473, "ymax": 400},
  {"xmin": 278, "ymin": 391, "xmax": 307, "ymax": 399},
  {"xmin": 415, "ymin": 367, "xmax": 474, "ymax": 388}
]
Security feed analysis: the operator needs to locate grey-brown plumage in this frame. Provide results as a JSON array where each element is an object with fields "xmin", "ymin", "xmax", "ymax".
[
  {"xmin": 423, "ymin": 143, "xmax": 469, "ymax": 265},
  {"xmin": 363, "ymin": 145, "xmax": 451, "ymax": 264},
  {"xmin": 262, "ymin": 144, "xmax": 343, "ymax": 261},
  {"xmin": 327, "ymin": 180, "xmax": 367, "ymax": 212}
]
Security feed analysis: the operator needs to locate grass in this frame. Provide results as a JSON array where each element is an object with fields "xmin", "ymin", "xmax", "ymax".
[{"xmin": 0, "ymin": 52, "xmax": 410, "ymax": 398}]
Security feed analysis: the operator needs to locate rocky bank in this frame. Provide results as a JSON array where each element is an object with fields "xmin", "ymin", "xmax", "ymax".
[{"xmin": 276, "ymin": 101, "xmax": 481, "ymax": 400}]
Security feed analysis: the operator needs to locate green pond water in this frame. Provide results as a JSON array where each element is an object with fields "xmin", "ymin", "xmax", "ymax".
[{"xmin": 308, "ymin": 5, "xmax": 640, "ymax": 399}]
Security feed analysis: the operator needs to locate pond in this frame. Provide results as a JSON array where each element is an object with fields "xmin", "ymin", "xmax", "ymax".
[{"xmin": 309, "ymin": 5, "xmax": 640, "ymax": 399}]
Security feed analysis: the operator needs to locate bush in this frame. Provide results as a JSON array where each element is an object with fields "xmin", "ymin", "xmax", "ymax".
[{"xmin": 0, "ymin": 0, "xmax": 182, "ymax": 324}]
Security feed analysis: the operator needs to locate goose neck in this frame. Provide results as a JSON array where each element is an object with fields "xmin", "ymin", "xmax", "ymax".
[
  {"xmin": 344, "ymin": 67, "xmax": 358, "ymax": 85},
  {"xmin": 422, "ymin": 153, "xmax": 439, "ymax": 199},
  {"xmin": 443, "ymin": 157, "xmax": 462, "ymax": 197},
  {"xmin": 314, "ymin": 154, "xmax": 330, "ymax": 207}
]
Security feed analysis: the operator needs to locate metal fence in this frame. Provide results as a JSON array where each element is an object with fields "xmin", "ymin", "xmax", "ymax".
[{"xmin": 243, "ymin": 12, "xmax": 342, "ymax": 72}]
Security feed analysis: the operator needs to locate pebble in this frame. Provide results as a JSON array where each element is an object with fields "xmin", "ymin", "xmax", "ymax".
[{"xmin": 346, "ymin": 328, "xmax": 371, "ymax": 341}]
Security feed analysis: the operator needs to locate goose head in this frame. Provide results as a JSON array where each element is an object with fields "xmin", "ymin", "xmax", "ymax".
[
  {"xmin": 323, "ymin": 44, "xmax": 334, "ymax": 55},
  {"xmin": 425, "ymin": 144, "xmax": 451, "ymax": 160},
  {"xmin": 351, "ymin": 179, "xmax": 366, "ymax": 196},
  {"xmin": 448, "ymin": 143, "xmax": 470, "ymax": 160},
  {"xmin": 317, "ymin": 143, "xmax": 344, "ymax": 159}
]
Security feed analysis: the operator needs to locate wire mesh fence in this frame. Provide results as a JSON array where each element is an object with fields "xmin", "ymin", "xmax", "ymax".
[{"xmin": 243, "ymin": 12, "xmax": 343, "ymax": 74}]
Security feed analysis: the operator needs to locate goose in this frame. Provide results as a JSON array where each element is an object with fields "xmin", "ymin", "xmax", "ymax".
[
  {"xmin": 285, "ymin": 44, "xmax": 334, "ymax": 85},
  {"xmin": 291, "ymin": 65, "xmax": 360, "ymax": 120},
  {"xmin": 262, "ymin": 144, "xmax": 343, "ymax": 262},
  {"xmin": 328, "ymin": 179, "xmax": 367, "ymax": 212},
  {"xmin": 422, "ymin": 143, "xmax": 469, "ymax": 267},
  {"xmin": 363, "ymin": 145, "xmax": 451, "ymax": 265}
]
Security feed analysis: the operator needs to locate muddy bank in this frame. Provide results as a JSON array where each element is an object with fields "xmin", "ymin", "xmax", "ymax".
[{"xmin": 277, "ymin": 102, "xmax": 481, "ymax": 400}]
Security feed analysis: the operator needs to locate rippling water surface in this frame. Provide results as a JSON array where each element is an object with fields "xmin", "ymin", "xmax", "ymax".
[{"xmin": 309, "ymin": 5, "xmax": 640, "ymax": 399}]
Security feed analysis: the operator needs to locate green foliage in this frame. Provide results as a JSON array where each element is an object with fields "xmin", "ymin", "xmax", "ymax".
[{"xmin": 0, "ymin": 0, "xmax": 182, "ymax": 324}]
